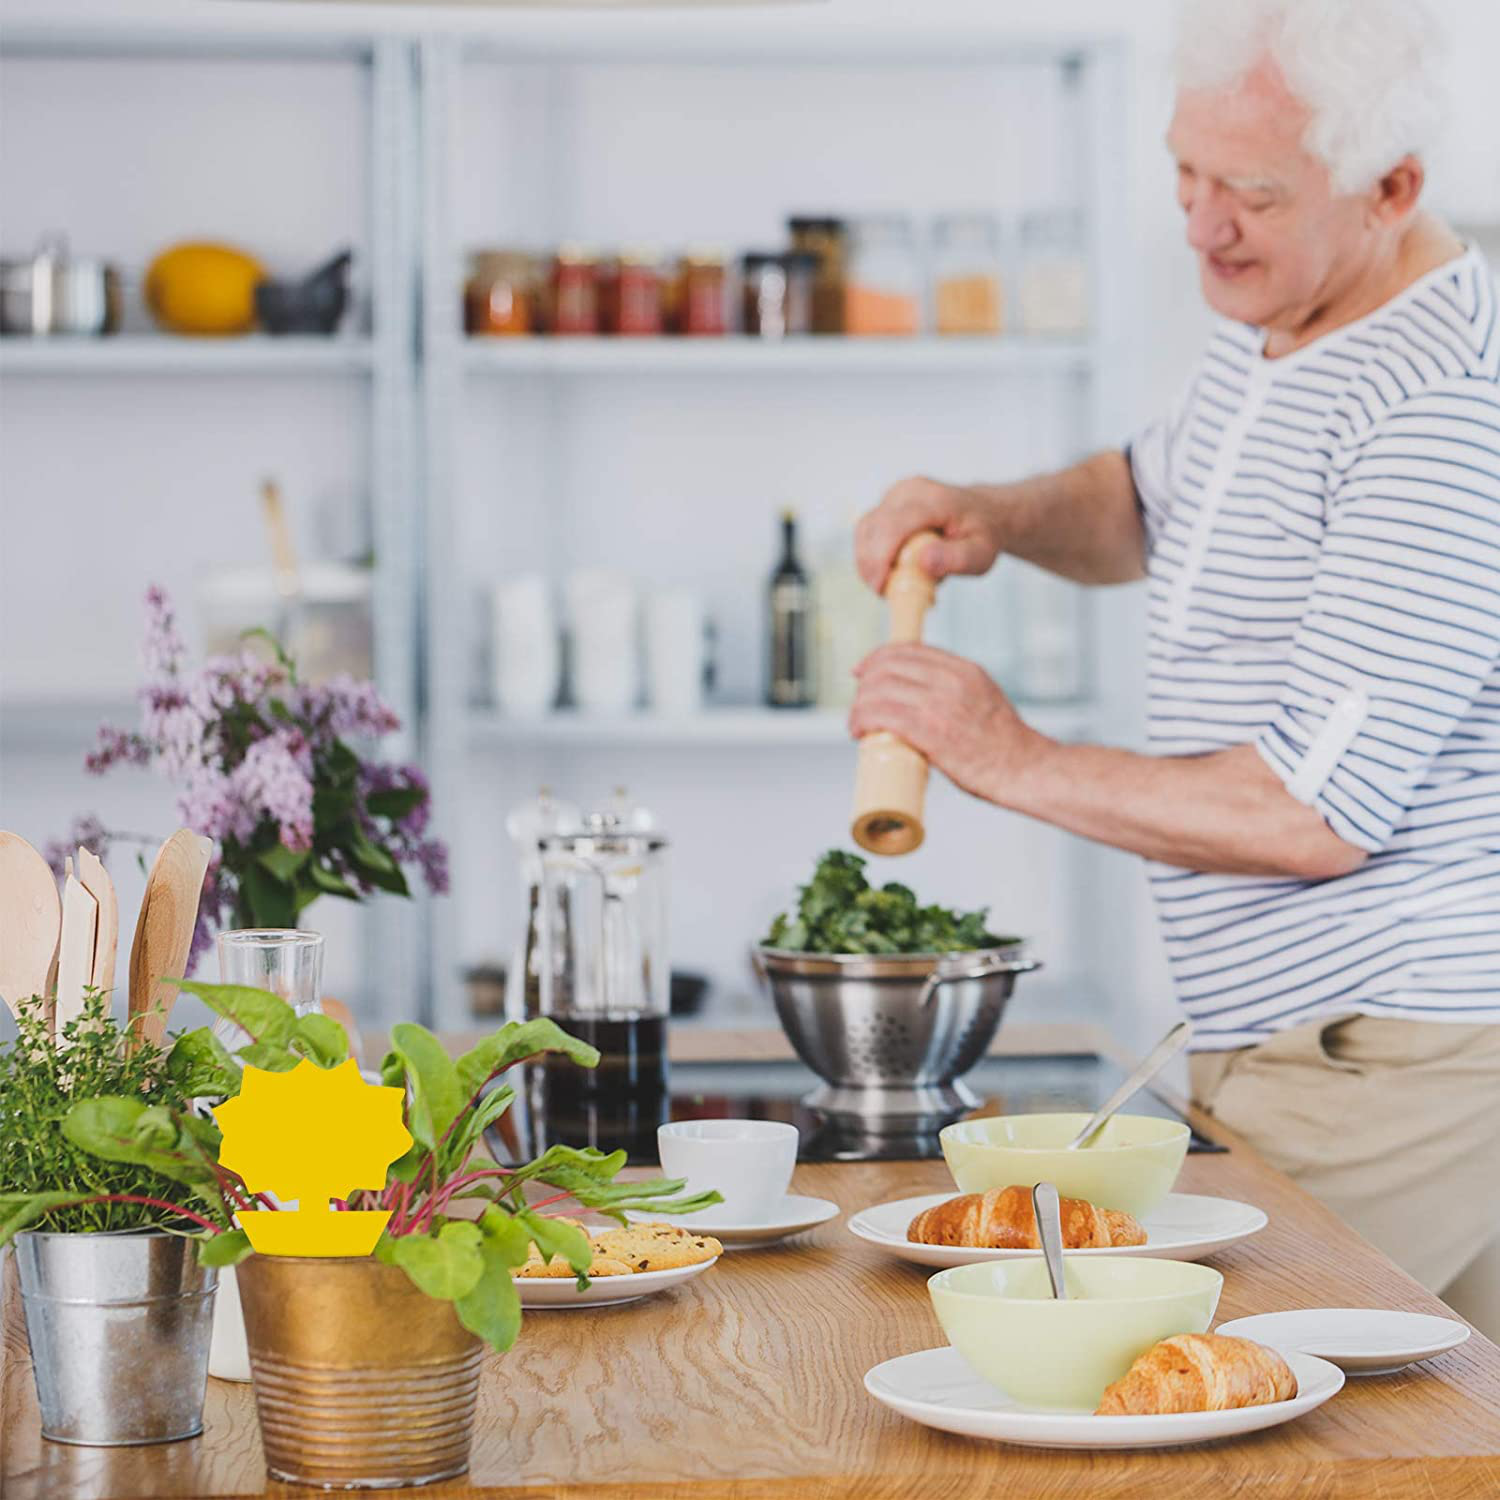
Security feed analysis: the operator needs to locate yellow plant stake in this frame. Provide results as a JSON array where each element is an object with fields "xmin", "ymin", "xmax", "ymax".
[{"xmin": 215, "ymin": 1058, "xmax": 412, "ymax": 1257}]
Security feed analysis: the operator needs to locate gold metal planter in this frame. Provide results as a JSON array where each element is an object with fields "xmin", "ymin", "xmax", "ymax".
[{"xmin": 237, "ymin": 1254, "xmax": 483, "ymax": 1490}]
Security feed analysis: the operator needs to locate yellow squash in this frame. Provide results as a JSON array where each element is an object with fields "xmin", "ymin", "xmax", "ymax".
[{"xmin": 144, "ymin": 242, "xmax": 265, "ymax": 336}]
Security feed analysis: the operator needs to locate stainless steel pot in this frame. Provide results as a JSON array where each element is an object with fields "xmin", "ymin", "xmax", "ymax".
[
  {"xmin": 756, "ymin": 943, "xmax": 1040, "ymax": 1121},
  {"xmin": 15, "ymin": 1229, "xmax": 218, "ymax": 1446},
  {"xmin": 0, "ymin": 238, "xmax": 121, "ymax": 336}
]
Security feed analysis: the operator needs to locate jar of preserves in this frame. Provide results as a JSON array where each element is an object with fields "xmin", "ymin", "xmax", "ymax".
[
  {"xmin": 932, "ymin": 214, "xmax": 1003, "ymax": 335},
  {"xmin": 844, "ymin": 217, "xmax": 922, "ymax": 336},
  {"xmin": 741, "ymin": 252, "xmax": 815, "ymax": 338},
  {"xmin": 551, "ymin": 246, "xmax": 600, "ymax": 336},
  {"xmin": 680, "ymin": 248, "xmax": 728, "ymax": 336},
  {"xmin": 788, "ymin": 216, "xmax": 847, "ymax": 334},
  {"xmin": 465, "ymin": 250, "xmax": 534, "ymax": 337}
]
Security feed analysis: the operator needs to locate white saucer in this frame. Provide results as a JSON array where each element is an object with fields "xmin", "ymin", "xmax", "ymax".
[
  {"xmin": 864, "ymin": 1346, "xmax": 1343, "ymax": 1449},
  {"xmin": 629, "ymin": 1195, "xmax": 840, "ymax": 1250},
  {"xmin": 1215, "ymin": 1309, "xmax": 1471, "ymax": 1376},
  {"xmin": 848, "ymin": 1192, "xmax": 1267, "ymax": 1267},
  {"xmin": 516, "ymin": 1255, "xmax": 718, "ymax": 1309}
]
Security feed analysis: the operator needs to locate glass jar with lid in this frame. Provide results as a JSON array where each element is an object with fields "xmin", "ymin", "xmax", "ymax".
[
  {"xmin": 551, "ymin": 246, "xmax": 600, "ymax": 335},
  {"xmin": 611, "ymin": 248, "xmax": 663, "ymax": 336},
  {"xmin": 932, "ymin": 214, "xmax": 1004, "ymax": 336},
  {"xmin": 1018, "ymin": 210, "xmax": 1090, "ymax": 336},
  {"xmin": 465, "ymin": 249, "xmax": 535, "ymax": 337},
  {"xmin": 844, "ymin": 216, "xmax": 922, "ymax": 337},
  {"xmin": 680, "ymin": 247, "xmax": 728, "ymax": 336},
  {"xmin": 741, "ymin": 252, "xmax": 815, "ymax": 338},
  {"xmin": 788, "ymin": 216, "xmax": 847, "ymax": 334}
]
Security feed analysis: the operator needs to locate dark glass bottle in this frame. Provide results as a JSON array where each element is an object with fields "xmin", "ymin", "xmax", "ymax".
[{"xmin": 766, "ymin": 509, "xmax": 816, "ymax": 708}]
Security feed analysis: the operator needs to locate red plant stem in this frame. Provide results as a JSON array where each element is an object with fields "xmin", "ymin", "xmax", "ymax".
[
  {"xmin": 42, "ymin": 1193, "xmax": 224, "ymax": 1235},
  {"xmin": 521, "ymin": 1189, "xmax": 574, "ymax": 1213}
]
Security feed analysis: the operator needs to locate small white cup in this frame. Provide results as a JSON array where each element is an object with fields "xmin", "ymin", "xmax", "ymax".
[{"xmin": 657, "ymin": 1119, "xmax": 798, "ymax": 1226}]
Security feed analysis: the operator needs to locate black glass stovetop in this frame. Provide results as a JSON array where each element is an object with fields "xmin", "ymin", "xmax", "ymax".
[{"xmin": 498, "ymin": 1050, "xmax": 1222, "ymax": 1165}]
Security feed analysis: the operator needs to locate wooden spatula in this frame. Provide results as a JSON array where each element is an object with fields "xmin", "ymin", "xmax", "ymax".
[
  {"xmin": 76, "ymin": 845, "xmax": 118, "ymax": 1000},
  {"xmin": 128, "ymin": 829, "xmax": 213, "ymax": 1047},
  {"xmin": 54, "ymin": 857, "xmax": 99, "ymax": 1035},
  {"xmin": 0, "ymin": 831, "xmax": 62, "ymax": 1024}
]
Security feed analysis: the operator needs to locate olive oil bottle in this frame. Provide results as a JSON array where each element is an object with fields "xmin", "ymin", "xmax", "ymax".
[{"xmin": 766, "ymin": 508, "xmax": 816, "ymax": 708}]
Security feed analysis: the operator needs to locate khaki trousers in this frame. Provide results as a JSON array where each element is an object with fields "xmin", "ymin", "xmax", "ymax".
[{"xmin": 1190, "ymin": 1015, "xmax": 1500, "ymax": 1339}]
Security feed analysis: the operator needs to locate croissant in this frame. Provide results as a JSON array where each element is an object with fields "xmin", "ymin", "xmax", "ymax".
[
  {"xmin": 1095, "ymin": 1334, "xmax": 1298, "ymax": 1415},
  {"xmin": 906, "ymin": 1185, "xmax": 1146, "ymax": 1249}
]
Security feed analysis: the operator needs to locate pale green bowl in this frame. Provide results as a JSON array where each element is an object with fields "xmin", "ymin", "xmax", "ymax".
[
  {"xmin": 928, "ymin": 1257, "xmax": 1223, "ymax": 1410},
  {"xmin": 939, "ymin": 1112, "xmax": 1190, "ymax": 1216}
]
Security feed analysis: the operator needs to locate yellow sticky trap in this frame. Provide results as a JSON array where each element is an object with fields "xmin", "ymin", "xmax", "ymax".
[{"xmin": 215, "ymin": 1057, "xmax": 413, "ymax": 1257}]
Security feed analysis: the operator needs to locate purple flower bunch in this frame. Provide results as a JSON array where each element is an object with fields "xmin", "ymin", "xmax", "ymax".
[{"xmin": 60, "ymin": 587, "xmax": 448, "ymax": 971}]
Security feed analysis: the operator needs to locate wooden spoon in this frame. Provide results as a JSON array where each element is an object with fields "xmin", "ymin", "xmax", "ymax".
[
  {"xmin": 76, "ymin": 845, "xmax": 118, "ymax": 1000},
  {"xmin": 0, "ymin": 831, "xmax": 62, "ymax": 1024},
  {"xmin": 128, "ymin": 830, "xmax": 213, "ymax": 1047},
  {"xmin": 53, "ymin": 857, "xmax": 99, "ymax": 1035}
]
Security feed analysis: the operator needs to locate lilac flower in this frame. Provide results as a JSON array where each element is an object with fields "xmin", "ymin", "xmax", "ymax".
[
  {"xmin": 141, "ymin": 585, "xmax": 187, "ymax": 689},
  {"xmin": 231, "ymin": 730, "xmax": 315, "ymax": 852},
  {"xmin": 187, "ymin": 857, "xmax": 231, "ymax": 975},
  {"xmin": 296, "ymin": 675, "xmax": 401, "ymax": 741},
  {"xmin": 43, "ymin": 815, "xmax": 113, "ymax": 879},
  {"xmin": 416, "ymin": 838, "xmax": 450, "ymax": 896},
  {"xmin": 85, "ymin": 725, "xmax": 151, "ymax": 776}
]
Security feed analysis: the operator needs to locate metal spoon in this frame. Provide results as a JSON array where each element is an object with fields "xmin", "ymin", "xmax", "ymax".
[
  {"xmin": 1032, "ymin": 1182, "xmax": 1067, "ymax": 1300},
  {"xmin": 1066, "ymin": 1019, "xmax": 1193, "ymax": 1150}
]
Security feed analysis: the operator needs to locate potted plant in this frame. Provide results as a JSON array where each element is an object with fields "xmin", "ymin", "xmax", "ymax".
[
  {"xmin": 4, "ymin": 980, "xmax": 719, "ymax": 1487},
  {"xmin": 0, "ymin": 991, "xmax": 225, "ymax": 1446},
  {"xmin": 47, "ymin": 585, "xmax": 448, "ymax": 968}
]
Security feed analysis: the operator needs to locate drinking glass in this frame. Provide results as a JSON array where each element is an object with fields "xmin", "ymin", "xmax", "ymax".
[{"xmin": 212, "ymin": 929, "xmax": 325, "ymax": 1051}]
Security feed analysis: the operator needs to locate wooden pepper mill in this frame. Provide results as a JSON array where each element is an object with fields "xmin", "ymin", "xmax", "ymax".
[{"xmin": 851, "ymin": 529, "xmax": 940, "ymax": 856}]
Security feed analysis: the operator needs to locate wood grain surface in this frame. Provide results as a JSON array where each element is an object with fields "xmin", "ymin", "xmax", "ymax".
[{"xmin": 4, "ymin": 1101, "xmax": 1498, "ymax": 1500}]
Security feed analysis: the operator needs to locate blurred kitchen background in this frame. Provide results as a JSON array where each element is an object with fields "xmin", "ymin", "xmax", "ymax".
[{"xmin": 2, "ymin": 0, "xmax": 1498, "ymax": 1052}]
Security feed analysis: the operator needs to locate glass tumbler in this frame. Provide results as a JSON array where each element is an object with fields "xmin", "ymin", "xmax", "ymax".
[{"xmin": 212, "ymin": 929, "xmax": 325, "ymax": 1052}]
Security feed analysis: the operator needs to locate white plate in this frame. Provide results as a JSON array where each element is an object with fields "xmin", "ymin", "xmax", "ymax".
[
  {"xmin": 1215, "ymin": 1309, "xmax": 1471, "ymax": 1376},
  {"xmin": 629, "ymin": 1195, "xmax": 840, "ymax": 1250},
  {"xmin": 847, "ymin": 1192, "xmax": 1267, "ymax": 1267},
  {"xmin": 864, "ymin": 1346, "xmax": 1343, "ymax": 1449},
  {"xmin": 516, "ymin": 1255, "xmax": 718, "ymax": 1309}
]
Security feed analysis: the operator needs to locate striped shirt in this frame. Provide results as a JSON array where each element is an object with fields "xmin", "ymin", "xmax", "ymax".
[{"xmin": 1129, "ymin": 246, "xmax": 1500, "ymax": 1050}]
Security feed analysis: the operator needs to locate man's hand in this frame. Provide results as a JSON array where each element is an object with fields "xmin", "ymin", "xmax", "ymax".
[
  {"xmin": 848, "ymin": 643, "xmax": 1047, "ymax": 803},
  {"xmin": 855, "ymin": 476, "xmax": 1005, "ymax": 594}
]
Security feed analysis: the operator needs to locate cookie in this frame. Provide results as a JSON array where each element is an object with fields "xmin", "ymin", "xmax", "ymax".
[
  {"xmin": 513, "ymin": 1252, "xmax": 633, "ymax": 1279},
  {"xmin": 592, "ymin": 1222, "xmax": 723, "ymax": 1272}
]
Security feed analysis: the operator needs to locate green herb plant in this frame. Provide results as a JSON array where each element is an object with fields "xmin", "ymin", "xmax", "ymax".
[
  {"xmin": 763, "ymin": 849, "xmax": 1011, "ymax": 955},
  {"xmin": 0, "ymin": 981, "xmax": 720, "ymax": 1354}
]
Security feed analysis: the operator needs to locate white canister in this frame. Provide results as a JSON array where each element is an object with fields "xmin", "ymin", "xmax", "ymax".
[
  {"xmin": 492, "ymin": 574, "xmax": 560, "ymax": 716},
  {"xmin": 644, "ymin": 589, "xmax": 706, "ymax": 714},
  {"xmin": 565, "ymin": 569, "xmax": 639, "ymax": 714},
  {"xmin": 207, "ymin": 1264, "xmax": 251, "ymax": 1382}
]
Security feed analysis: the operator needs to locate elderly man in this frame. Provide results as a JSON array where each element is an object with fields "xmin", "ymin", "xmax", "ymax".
[{"xmin": 852, "ymin": 0, "xmax": 1500, "ymax": 1333}]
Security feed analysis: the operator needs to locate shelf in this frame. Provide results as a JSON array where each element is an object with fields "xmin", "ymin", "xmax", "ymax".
[
  {"xmin": 469, "ymin": 702, "xmax": 1097, "ymax": 749},
  {"xmin": 461, "ymin": 336, "xmax": 1095, "ymax": 378},
  {"xmin": 0, "ymin": 336, "xmax": 377, "ymax": 378}
]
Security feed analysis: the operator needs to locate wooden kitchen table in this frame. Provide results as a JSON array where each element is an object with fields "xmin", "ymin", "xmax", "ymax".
[{"xmin": 5, "ymin": 1037, "xmax": 1500, "ymax": 1499}]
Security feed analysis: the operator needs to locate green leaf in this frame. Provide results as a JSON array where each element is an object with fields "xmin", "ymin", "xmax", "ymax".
[
  {"xmin": 62, "ymin": 1098, "xmax": 222, "ymax": 1198},
  {"xmin": 306, "ymin": 863, "xmax": 359, "ymax": 900},
  {"xmin": 385, "ymin": 1220, "xmax": 485, "ymax": 1301},
  {"xmin": 240, "ymin": 862, "xmax": 299, "ymax": 929},
  {"xmin": 500, "ymin": 1143, "xmax": 626, "ymax": 1196},
  {"xmin": 443, "ymin": 1084, "xmax": 515, "ymax": 1176},
  {"xmin": 290, "ymin": 1013, "xmax": 349, "ymax": 1068},
  {"xmin": 514, "ymin": 1207, "xmax": 592, "ymax": 1278},
  {"xmin": 365, "ymin": 786, "xmax": 426, "ymax": 822},
  {"xmin": 196, "ymin": 1229, "xmax": 254, "ymax": 1268},
  {"xmin": 0, "ymin": 1191, "xmax": 93, "ymax": 1247},
  {"xmin": 453, "ymin": 1207, "xmax": 531, "ymax": 1352},
  {"xmin": 239, "ymin": 625, "xmax": 299, "ymax": 683},
  {"xmin": 346, "ymin": 826, "xmax": 409, "ymax": 896},
  {"xmin": 165, "ymin": 1028, "xmax": 241, "ymax": 1099},
  {"xmin": 386, "ymin": 1143, "xmax": 427, "ymax": 1184},
  {"xmin": 258, "ymin": 844, "xmax": 311, "ymax": 883},
  {"xmin": 171, "ymin": 980, "xmax": 298, "ymax": 1049},
  {"xmin": 388, "ymin": 1023, "xmax": 465, "ymax": 1151},
  {"xmin": 454, "ymin": 1018, "xmax": 599, "ymax": 1101},
  {"xmin": 237, "ymin": 1041, "xmax": 301, "ymax": 1073}
]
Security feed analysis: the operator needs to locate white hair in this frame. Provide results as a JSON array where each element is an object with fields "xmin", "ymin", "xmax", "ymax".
[{"xmin": 1175, "ymin": 0, "xmax": 1448, "ymax": 193}]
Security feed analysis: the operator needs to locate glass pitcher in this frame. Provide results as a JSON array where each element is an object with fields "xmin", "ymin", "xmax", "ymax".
[{"xmin": 528, "ymin": 810, "xmax": 670, "ymax": 1160}]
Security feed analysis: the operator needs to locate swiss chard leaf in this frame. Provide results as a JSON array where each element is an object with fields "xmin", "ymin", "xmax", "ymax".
[
  {"xmin": 0, "ymin": 1191, "xmax": 95, "ymax": 1248},
  {"xmin": 452, "ymin": 1208, "xmax": 531, "ymax": 1352},
  {"xmin": 196, "ymin": 1228, "xmax": 254, "ymax": 1267},
  {"xmin": 454, "ymin": 1018, "xmax": 599, "ymax": 1100},
  {"xmin": 513, "ymin": 1207, "xmax": 592, "ymax": 1279},
  {"xmin": 170, "ymin": 980, "xmax": 298, "ymax": 1049},
  {"xmin": 166, "ymin": 1028, "xmax": 241, "ymax": 1099},
  {"xmin": 290, "ymin": 1013, "xmax": 349, "ymax": 1068},
  {"xmin": 378, "ymin": 1220, "xmax": 485, "ymax": 1301},
  {"xmin": 62, "ymin": 1097, "xmax": 223, "ymax": 1201},
  {"xmin": 387, "ymin": 1023, "xmax": 465, "ymax": 1152}
]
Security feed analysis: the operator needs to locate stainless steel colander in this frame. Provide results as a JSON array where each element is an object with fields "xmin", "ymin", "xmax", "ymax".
[{"xmin": 754, "ymin": 943, "xmax": 1041, "ymax": 1121}]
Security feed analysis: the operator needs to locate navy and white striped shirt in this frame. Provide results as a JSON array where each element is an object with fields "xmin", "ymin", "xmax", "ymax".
[{"xmin": 1130, "ymin": 246, "xmax": 1500, "ymax": 1049}]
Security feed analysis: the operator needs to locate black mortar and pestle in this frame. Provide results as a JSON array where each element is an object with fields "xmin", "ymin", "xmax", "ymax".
[{"xmin": 255, "ymin": 250, "xmax": 352, "ymax": 335}]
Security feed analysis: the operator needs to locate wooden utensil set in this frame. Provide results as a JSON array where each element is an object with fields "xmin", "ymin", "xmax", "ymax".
[{"xmin": 0, "ymin": 828, "xmax": 212, "ymax": 1041}]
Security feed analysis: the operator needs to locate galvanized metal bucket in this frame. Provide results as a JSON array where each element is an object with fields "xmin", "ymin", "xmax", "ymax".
[
  {"xmin": 237, "ymin": 1253, "xmax": 484, "ymax": 1490},
  {"xmin": 15, "ymin": 1229, "xmax": 218, "ymax": 1446}
]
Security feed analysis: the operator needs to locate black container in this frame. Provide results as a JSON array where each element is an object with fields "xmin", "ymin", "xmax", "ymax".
[{"xmin": 254, "ymin": 250, "xmax": 351, "ymax": 336}]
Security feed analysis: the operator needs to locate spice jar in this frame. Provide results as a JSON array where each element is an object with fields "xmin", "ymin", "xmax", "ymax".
[
  {"xmin": 742, "ymin": 252, "xmax": 815, "ymax": 338},
  {"xmin": 613, "ymin": 249, "xmax": 663, "ymax": 336},
  {"xmin": 551, "ymin": 246, "xmax": 600, "ymax": 336},
  {"xmin": 932, "ymin": 214, "xmax": 1004, "ymax": 336},
  {"xmin": 465, "ymin": 250, "xmax": 535, "ymax": 337},
  {"xmin": 1018, "ymin": 210, "xmax": 1089, "ymax": 335},
  {"xmin": 844, "ymin": 217, "xmax": 922, "ymax": 336},
  {"xmin": 788, "ymin": 216, "xmax": 847, "ymax": 334},
  {"xmin": 680, "ymin": 248, "xmax": 728, "ymax": 336}
]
